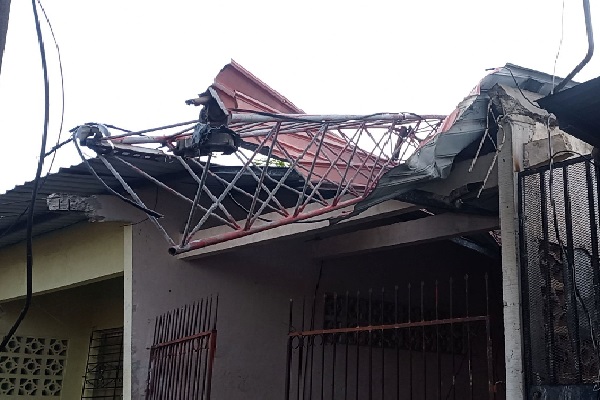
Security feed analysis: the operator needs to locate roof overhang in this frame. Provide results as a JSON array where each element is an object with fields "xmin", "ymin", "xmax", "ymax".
[
  {"xmin": 537, "ymin": 76, "xmax": 600, "ymax": 148},
  {"xmin": 0, "ymin": 0, "xmax": 10, "ymax": 76}
]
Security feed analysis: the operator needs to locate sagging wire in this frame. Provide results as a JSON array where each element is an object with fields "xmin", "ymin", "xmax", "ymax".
[
  {"xmin": 0, "ymin": 0, "xmax": 51, "ymax": 352},
  {"xmin": 551, "ymin": 0, "xmax": 567, "ymax": 94},
  {"xmin": 0, "ymin": 123, "xmax": 131, "ymax": 242},
  {"xmin": 546, "ymin": 114, "xmax": 600, "ymax": 389},
  {"xmin": 476, "ymin": 113, "xmax": 506, "ymax": 198},
  {"xmin": 299, "ymin": 260, "xmax": 325, "ymax": 386},
  {"xmin": 466, "ymin": 99, "xmax": 505, "ymax": 198},
  {"xmin": 72, "ymin": 129, "xmax": 163, "ymax": 219},
  {"xmin": 103, "ymin": 123, "xmax": 132, "ymax": 133},
  {"xmin": 553, "ymin": 0, "xmax": 594, "ymax": 93},
  {"xmin": 36, "ymin": 0, "xmax": 64, "ymax": 182},
  {"xmin": 468, "ymin": 99, "xmax": 496, "ymax": 173},
  {"xmin": 0, "ymin": 0, "xmax": 65, "ymax": 245},
  {"xmin": 504, "ymin": 66, "xmax": 539, "ymax": 109},
  {"xmin": 43, "ymin": 136, "xmax": 71, "ymax": 158},
  {"xmin": 552, "ymin": 149, "xmax": 596, "ymax": 165}
]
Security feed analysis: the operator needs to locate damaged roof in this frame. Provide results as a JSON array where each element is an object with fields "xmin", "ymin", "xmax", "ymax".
[
  {"xmin": 537, "ymin": 75, "xmax": 600, "ymax": 148},
  {"xmin": 0, "ymin": 150, "xmax": 300, "ymax": 249},
  {"xmin": 0, "ymin": 62, "xmax": 578, "ymax": 250},
  {"xmin": 350, "ymin": 64, "xmax": 578, "ymax": 216},
  {"xmin": 193, "ymin": 60, "xmax": 395, "ymax": 188}
]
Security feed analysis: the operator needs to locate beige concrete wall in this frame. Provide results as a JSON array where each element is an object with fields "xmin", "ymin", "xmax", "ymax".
[
  {"xmin": 130, "ymin": 212, "xmax": 505, "ymax": 399},
  {"xmin": 0, "ymin": 222, "xmax": 126, "ymax": 302},
  {"xmin": 0, "ymin": 277, "xmax": 124, "ymax": 399}
]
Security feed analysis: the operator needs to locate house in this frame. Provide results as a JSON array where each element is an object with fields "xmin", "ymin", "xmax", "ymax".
[{"xmin": 0, "ymin": 61, "xmax": 596, "ymax": 399}]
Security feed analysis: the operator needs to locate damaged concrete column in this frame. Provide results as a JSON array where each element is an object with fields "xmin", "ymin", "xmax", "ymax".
[
  {"xmin": 497, "ymin": 114, "xmax": 527, "ymax": 399},
  {"xmin": 493, "ymin": 82, "xmax": 543, "ymax": 400},
  {"xmin": 493, "ymin": 82, "xmax": 593, "ymax": 399}
]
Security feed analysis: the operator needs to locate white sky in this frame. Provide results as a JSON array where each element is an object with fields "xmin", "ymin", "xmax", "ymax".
[{"xmin": 0, "ymin": 0, "xmax": 598, "ymax": 193}]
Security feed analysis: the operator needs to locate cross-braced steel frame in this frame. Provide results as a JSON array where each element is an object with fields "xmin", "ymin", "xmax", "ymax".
[{"xmin": 78, "ymin": 112, "xmax": 445, "ymax": 255}]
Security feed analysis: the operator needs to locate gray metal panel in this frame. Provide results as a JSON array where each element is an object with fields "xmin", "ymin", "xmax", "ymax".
[
  {"xmin": 350, "ymin": 63, "xmax": 568, "ymax": 217},
  {"xmin": 350, "ymin": 93, "xmax": 489, "ymax": 216}
]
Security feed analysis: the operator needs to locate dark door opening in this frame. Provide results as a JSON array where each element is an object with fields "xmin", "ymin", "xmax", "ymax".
[{"xmin": 285, "ymin": 274, "xmax": 495, "ymax": 400}]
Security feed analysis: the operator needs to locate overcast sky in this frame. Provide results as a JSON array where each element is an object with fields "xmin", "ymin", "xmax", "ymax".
[{"xmin": 0, "ymin": 0, "xmax": 598, "ymax": 193}]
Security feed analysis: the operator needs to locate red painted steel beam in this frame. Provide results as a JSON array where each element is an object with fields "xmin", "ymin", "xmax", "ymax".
[
  {"xmin": 169, "ymin": 196, "xmax": 366, "ymax": 255},
  {"xmin": 288, "ymin": 315, "xmax": 488, "ymax": 337}
]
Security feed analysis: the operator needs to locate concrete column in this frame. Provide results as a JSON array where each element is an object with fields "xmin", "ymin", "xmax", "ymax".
[
  {"xmin": 123, "ymin": 225, "xmax": 133, "ymax": 400},
  {"xmin": 498, "ymin": 116, "xmax": 531, "ymax": 399}
]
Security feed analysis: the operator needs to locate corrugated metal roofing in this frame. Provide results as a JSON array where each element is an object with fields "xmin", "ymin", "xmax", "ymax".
[
  {"xmin": 1, "ymin": 62, "xmax": 572, "ymax": 249},
  {"xmin": 0, "ymin": 154, "xmax": 175, "ymax": 249},
  {"xmin": 0, "ymin": 151, "xmax": 298, "ymax": 249}
]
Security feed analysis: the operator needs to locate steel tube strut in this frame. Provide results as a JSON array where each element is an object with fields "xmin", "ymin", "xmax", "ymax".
[
  {"xmin": 80, "ymin": 112, "xmax": 444, "ymax": 255},
  {"xmin": 230, "ymin": 113, "xmax": 446, "ymax": 124},
  {"xmin": 98, "ymin": 155, "xmax": 175, "ymax": 246}
]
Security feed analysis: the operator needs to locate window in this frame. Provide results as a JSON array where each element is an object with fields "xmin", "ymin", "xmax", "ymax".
[{"xmin": 81, "ymin": 327, "xmax": 123, "ymax": 399}]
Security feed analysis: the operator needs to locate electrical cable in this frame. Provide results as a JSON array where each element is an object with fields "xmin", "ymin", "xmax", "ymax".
[
  {"xmin": 72, "ymin": 133, "xmax": 163, "ymax": 218},
  {"xmin": 551, "ymin": 0, "xmax": 567, "ymax": 94},
  {"xmin": 552, "ymin": 149, "xmax": 596, "ymax": 166},
  {"xmin": 476, "ymin": 113, "xmax": 506, "ymax": 198},
  {"xmin": 103, "ymin": 124, "xmax": 131, "ymax": 133},
  {"xmin": 0, "ymin": 0, "xmax": 51, "ymax": 352},
  {"xmin": 503, "ymin": 66, "xmax": 539, "ymax": 109},
  {"xmin": 0, "ymin": 208, "xmax": 29, "ymax": 241},
  {"xmin": 120, "ymin": 187, "xmax": 158, "ymax": 227},
  {"xmin": 43, "ymin": 121, "xmax": 131, "ymax": 159},
  {"xmin": 546, "ymin": 116, "xmax": 600, "ymax": 388},
  {"xmin": 554, "ymin": 0, "xmax": 594, "ymax": 93},
  {"xmin": 43, "ymin": 136, "xmax": 72, "ymax": 158},
  {"xmin": 299, "ymin": 261, "xmax": 325, "ymax": 383},
  {"xmin": 0, "ymin": 0, "xmax": 65, "ymax": 245},
  {"xmin": 35, "ymin": 0, "xmax": 63, "ymax": 179}
]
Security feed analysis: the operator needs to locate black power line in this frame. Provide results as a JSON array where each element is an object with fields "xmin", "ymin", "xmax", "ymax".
[
  {"xmin": 0, "ymin": 0, "xmax": 51, "ymax": 352},
  {"xmin": 35, "ymin": 0, "xmax": 64, "ymax": 178},
  {"xmin": 0, "ymin": 0, "xmax": 65, "ymax": 245}
]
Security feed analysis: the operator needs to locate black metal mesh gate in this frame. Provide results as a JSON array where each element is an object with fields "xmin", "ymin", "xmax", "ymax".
[{"xmin": 519, "ymin": 156, "xmax": 600, "ymax": 398}]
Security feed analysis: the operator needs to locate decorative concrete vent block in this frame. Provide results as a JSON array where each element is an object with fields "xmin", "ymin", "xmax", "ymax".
[{"xmin": 0, "ymin": 336, "xmax": 68, "ymax": 397}]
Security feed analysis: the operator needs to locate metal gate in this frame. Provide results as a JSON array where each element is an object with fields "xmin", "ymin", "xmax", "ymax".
[
  {"xmin": 285, "ymin": 275, "xmax": 494, "ymax": 400},
  {"xmin": 519, "ymin": 156, "xmax": 600, "ymax": 398},
  {"xmin": 145, "ymin": 296, "xmax": 218, "ymax": 400}
]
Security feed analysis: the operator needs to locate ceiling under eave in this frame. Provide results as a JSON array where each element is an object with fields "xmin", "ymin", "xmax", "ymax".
[{"xmin": 538, "ymin": 76, "xmax": 600, "ymax": 148}]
